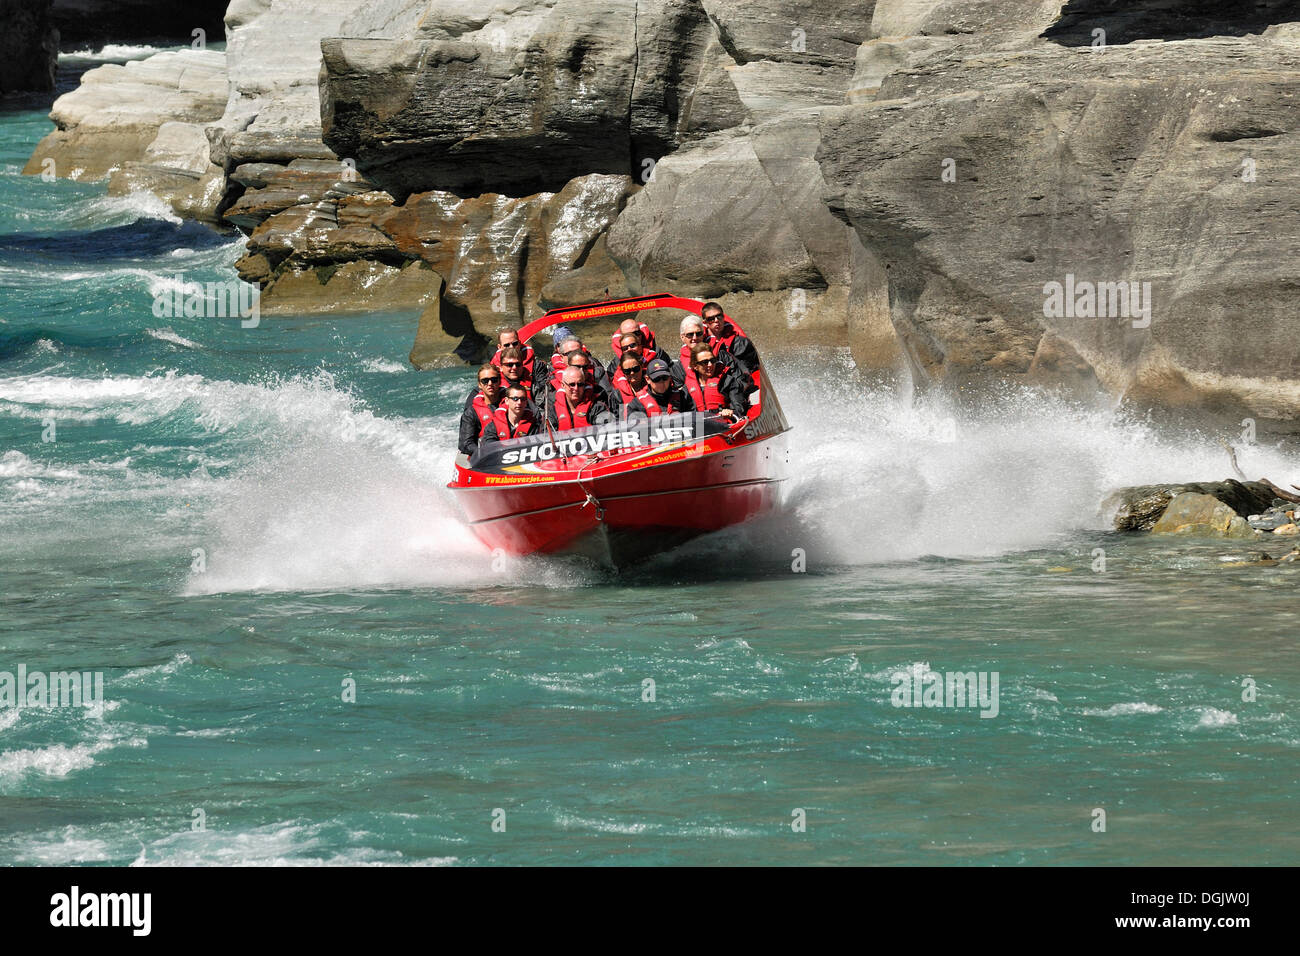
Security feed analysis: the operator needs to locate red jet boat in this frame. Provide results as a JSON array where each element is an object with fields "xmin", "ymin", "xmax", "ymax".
[{"xmin": 448, "ymin": 294, "xmax": 791, "ymax": 567}]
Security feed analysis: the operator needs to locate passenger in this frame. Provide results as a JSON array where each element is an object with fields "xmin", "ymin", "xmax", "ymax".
[
  {"xmin": 610, "ymin": 351, "xmax": 646, "ymax": 404},
  {"xmin": 606, "ymin": 320, "xmax": 668, "ymax": 376},
  {"xmin": 549, "ymin": 366, "xmax": 611, "ymax": 432},
  {"xmin": 682, "ymin": 345, "xmax": 748, "ymax": 420},
  {"xmin": 671, "ymin": 316, "xmax": 708, "ymax": 384},
  {"xmin": 498, "ymin": 344, "xmax": 533, "ymax": 391},
  {"xmin": 481, "ymin": 384, "xmax": 538, "ymax": 442},
  {"xmin": 491, "ymin": 329, "xmax": 536, "ymax": 380},
  {"xmin": 566, "ymin": 349, "xmax": 615, "ymax": 407},
  {"xmin": 701, "ymin": 301, "xmax": 759, "ymax": 378},
  {"xmin": 458, "ymin": 363, "xmax": 503, "ymax": 456},
  {"xmin": 537, "ymin": 336, "xmax": 582, "ymax": 407},
  {"xmin": 625, "ymin": 357, "xmax": 695, "ymax": 416}
]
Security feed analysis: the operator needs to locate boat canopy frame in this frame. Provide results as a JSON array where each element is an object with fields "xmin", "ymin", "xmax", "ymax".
[{"xmin": 516, "ymin": 293, "xmax": 723, "ymax": 346}]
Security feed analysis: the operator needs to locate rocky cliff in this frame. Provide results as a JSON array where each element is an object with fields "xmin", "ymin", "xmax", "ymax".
[
  {"xmin": 18, "ymin": 0, "xmax": 1300, "ymax": 419},
  {"xmin": 820, "ymin": 2, "xmax": 1300, "ymax": 423}
]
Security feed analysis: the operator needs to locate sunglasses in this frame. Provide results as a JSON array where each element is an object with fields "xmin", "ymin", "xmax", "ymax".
[
  {"xmin": 696, "ymin": 358, "xmax": 718, "ymax": 366},
  {"xmin": 480, "ymin": 377, "xmax": 500, "ymax": 384},
  {"xmin": 505, "ymin": 394, "xmax": 527, "ymax": 401},
  {"xmin": 703, "ymin": 314, "xmax": 723, "ymax": 322},
  {"xmin": 684, "ymin": 331, "xmax": 704, "ymax": 339},
  {"xmin": 622, "ymin": 364, "xmax": 642, "ymax": 373}
]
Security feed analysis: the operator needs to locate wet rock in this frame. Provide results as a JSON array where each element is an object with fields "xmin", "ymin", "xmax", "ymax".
[
  {"xmin": 107, "ymin": 121, "xmax": 228, "ymax": 224},
  {"xmin": 1151, "ymin": 493, "xmax": 1257, "ymax": 539},
  {"xmin": 1273, "ymin": 523, "xmax": 1299, "ymax": 536},
  {"xmin": 258, "ymin": 259, "xmax": 441, "ymax": 318},
  {"xmin": 1219, "ymin": 551, "xmax": 1276, "ymax": 567},
  {"xmin": 1109, "ymin": 480, "xmax": 1275, "ymax": 532}
]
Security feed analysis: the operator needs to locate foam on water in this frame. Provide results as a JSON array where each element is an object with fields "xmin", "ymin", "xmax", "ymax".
[
  {"xmin": 750, "ymin": 365, "xmax": 1300, "ymax": 564},
  {"xmin": 0, "ymin": 733, "xmax": 147, "ymax": 789},
  {"xmin": 6, "ymin": 352, "xmax": 1300, "ymax": 591},
  {"xmin": 145, "ymin": 328, "xmax": 201, "ymax": 349},
  {"xmin": 60, "ymin": 44, "xmax": 169, "ymax": 62}
]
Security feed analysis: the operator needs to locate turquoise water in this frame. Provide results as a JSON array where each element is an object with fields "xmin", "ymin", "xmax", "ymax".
[{"xmin": 2, "ymin": 73, "xmax": 1298, "ymax": 865}]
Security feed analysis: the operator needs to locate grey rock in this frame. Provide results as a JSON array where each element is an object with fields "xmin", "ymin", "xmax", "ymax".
[
  {"xmin": 209, "ymin": 0, "xmax": 358, "ymax": 169},
  {"xmin": 1249, "ymin": 512, "xmax": 1292, "ymax": 531},
  {"xmin": 820, "ymin": 30, "xmax": 1300, "ymax": 418},
  {"xmin": 1108, "ymin": 480, "xmax": 1276, "ymax": 531},
  {"xmin": 22, "ymin": 49, "xmax": 227, "ymax": 183}
]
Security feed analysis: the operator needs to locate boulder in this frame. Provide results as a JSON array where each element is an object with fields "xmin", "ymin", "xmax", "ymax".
[
  {"xmin": 1151, "ymin": 492, "xmax": 1256, "ymax": 539},
  {"xmin": 321, "ymin": 0, "xmax": 727, "ymax": 199},
  {"xmin": 1108, "ymin": 479, "xmax": 1275, "ymax": 531},
  {"xmin": 107, "ymin": 120, "xmax": 227, "ymax": 223}
]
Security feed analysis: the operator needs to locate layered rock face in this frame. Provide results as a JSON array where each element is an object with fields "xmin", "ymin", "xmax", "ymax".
[
  {"xmin": 820, "ymin": 3, "xmax": 1300, "ymax": 420},
  {"xmin": 314, "ymin": 0, "xmax": 880, "ymax": 365},
  {"xmin": 319, "ymin": 0, "xmax": 881, "ymax": 366},
  {"xmin": 22, "ymin": 49, "xmax": 228, "ymax": 221},
  {"xmin": 0, "ymin": 0, "xmax": 58, "ymax": 94},
  {"xmin": 21, "ymin": 0, "xmax": 1300, "ymax": 412}
]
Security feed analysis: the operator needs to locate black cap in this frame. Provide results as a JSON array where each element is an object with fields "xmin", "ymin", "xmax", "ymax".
[{"xmin": 646, "ymin": 358, "xmax": 672, "ymax": 380}]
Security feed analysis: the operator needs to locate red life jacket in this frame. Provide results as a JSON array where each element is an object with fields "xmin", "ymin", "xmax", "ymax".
[
  {"xmin": 708, "ymin": 320, "xmax": 747, "ymax": 356},
  {"xmin": 550, "ymin": 346, "xmax": 595, "ymax": 387},
  {"xmin": 491, "ymin": 344, "xmax": 536, "ymax": 380},
  {"xmin": 610, "ymin": 324, "xmax": 657, "ymax": 357},
  {"xmin": 683, "ymin": 367, "xmax": 726, "ymax": 412},
  {"xmin": 491, "ymin": 405, "xmax": 535, "ymax": 440},
  {"xmin": 635, "ymin": 384, "xmax": 680, "ymax": 416},
  {"xmin": 554, "ymin": 389, "xmax": 596, "ymax": 431},
  {"xmin": 471, "ymin": 392, "xmax": 496, "ymax": 435},
  {"xmin": 611, "ymin": 368, "xmax": 643, "ymax": 402}
]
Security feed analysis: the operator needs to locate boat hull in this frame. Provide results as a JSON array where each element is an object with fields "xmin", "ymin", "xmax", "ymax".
[{"xmin": 451, "ymin": 412, "xmax": 789, "ymax": 566}]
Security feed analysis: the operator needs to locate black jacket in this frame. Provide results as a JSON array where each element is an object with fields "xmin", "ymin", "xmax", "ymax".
[
  {"xmin": 690, "ymin": 366, "xmax": 750, "ymax": 415},
  {"xmin": 715, "ymin": 332, "xmax": 760, "ymax": 378},
  {"xmin": 458, "ymin": 393, "xmax": 500, "ymax": 457}
]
